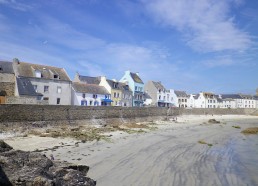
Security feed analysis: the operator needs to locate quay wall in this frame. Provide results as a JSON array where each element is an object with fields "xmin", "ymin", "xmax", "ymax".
[{"xmin": 0, "ymin": 105, "xmax": 256, "ymax": 128}]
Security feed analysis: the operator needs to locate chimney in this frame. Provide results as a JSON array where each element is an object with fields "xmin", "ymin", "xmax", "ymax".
[
  {"xmin": 13, "ymin": 58, "xmax": 20, "ymax": 64},
  {"xmin": 73, "ymin": 71, "xmax": 80, "ymax": 82}
]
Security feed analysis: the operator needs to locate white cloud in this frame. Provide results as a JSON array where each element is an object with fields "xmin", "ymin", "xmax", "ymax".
[
  {"xmin": 142, "ymin": 0, "xmax": 253, "ymax": 52},
  {"xmin": 0, "ymin": 0, "xmax": 33, "ymax": 11}
]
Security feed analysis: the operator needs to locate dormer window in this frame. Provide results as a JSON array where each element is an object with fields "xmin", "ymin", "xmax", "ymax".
[
  {"xmin": 35, "ymin": 70, "xmax": 41, "ymax": 78},
  {"xmin": 113, "ymin": 83, "xmax": 118, "ymax": 88},
  {"xmin": 53, "ymin": 74, "xmax": 59, "ymax": 79}
]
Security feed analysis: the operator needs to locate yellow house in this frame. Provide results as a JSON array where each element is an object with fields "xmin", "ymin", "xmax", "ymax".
[{"xmin": 99, "ymin": 77, "xmax": 123, "ymax": 106}]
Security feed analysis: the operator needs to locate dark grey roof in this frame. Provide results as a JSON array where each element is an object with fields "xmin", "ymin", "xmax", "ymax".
[
  {"xmin": 175, "ymin": 90, "xmax": 188, "ymax": 97},
  {"xmin": 221, "ymin": 94, "xmax": 242, "ymax": 99},
  {"xmin": 144, "ymin": 92, "xmax": 152, "ymax": 99},
  {"xmin": 152, "ymin": 81, "xmax": 166, "ymax": 91},
  {"xmin": 239, "ymin": 94, "xmax": 253, "ymax": 99},
  {"xmin": 193, "ymin": 94, "xmax": 200, "ymax": 99},
  {"xmin": 15, "ymin": 62, "xmax": 71, "ymax": 81},
  {"xmin": 253, "ymin": 96, "xmax": 258, "ymax": 100},
  {"xmin": 0, "ymin": 61, "xmax": 14, "ymax": 74},
  {"xmin": 130, "ymin": 72, "xmax": 143, "ymax": 84},
  {"xmin": 16, "ymin": 77, "xmax": 43, "ymax": 97},
  {"xmin": 106, "ymin": 80, "xmax": 132, "ymax": 92},
  {"xmin": 73, "ymin": 82, "xmax": 109, "ymax": 95},
  {"xmin": 78, "ymin": 75, "xmax": 100, "ymax": 85}
]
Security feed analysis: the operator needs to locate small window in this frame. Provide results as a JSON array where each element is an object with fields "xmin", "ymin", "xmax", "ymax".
[
  {"xmin": 114, "ymin": 92, "xmax": 116, "ymax": 98},
  {"xmin": 43, "ymin": 97, "xmax": 49, "ymax": 100},
  {"xmin": 44, "ymin": 86, "xmax": 49, "ymax": 93},
  {"xmin": 117, "ymin": 93, "xmax": 119, "ymax": 98},
  {"xmin": 57, "ymin": 98, "xmax": 60, "ymax": 105},
  {"xmin": 36, "ymin": 96, "xmax": 41, "ymax": 101},
  {"xmin": 82, "ymin": 93, "xmax": 86, "ymax": 98},
  {"xmin": 135, "ymin": 86, "xmax": 137, "ymax": 91},
  {"xmin": 57, "ymin": 86, "xmax": 62, "ymax": 93},
  {"xmin": 33, "ymin": 85, "xmax": 38, "ymax": 92},
  {"xmin": 54, "ymin": 74, "xmax": 59, "ymax": 79},
  {"xmin": 90, "ymin": 100, "xmax": 93, "ymax": 105},
  {"xmin": 93, "ymin": 94, "xmax": 97, "ymax": 98},
  {"xmin": 35, "ymin": 70, "xmax": 42, "ymax": 78},
  {"xmin": 81, "ymin": 100, "xmax": 87, "ymax": 106}
]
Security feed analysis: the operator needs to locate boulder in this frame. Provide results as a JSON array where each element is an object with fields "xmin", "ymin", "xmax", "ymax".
[{"xmin": 0, "ymin": 140, "xmax": 96, "ymax": 186}]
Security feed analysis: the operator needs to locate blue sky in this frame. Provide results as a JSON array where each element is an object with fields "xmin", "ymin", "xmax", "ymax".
[{"xmin": 0, "ymin": 0, "xmax": 257, "ymax": 94}]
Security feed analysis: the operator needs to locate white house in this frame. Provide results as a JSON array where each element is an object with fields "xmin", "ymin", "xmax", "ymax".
[
  {"xmin": 72, "ymin": 82, "xmax": 111, "ymax": 106},
  {"xmin": 171, "ymin": 90, "xmax": 188, "ymax": 108},
  {"xmin": 194, "ymin": 92, "xmax": 218, "ymax": 108}
]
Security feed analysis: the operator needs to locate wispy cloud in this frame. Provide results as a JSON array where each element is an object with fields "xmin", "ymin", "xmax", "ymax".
[
  {"xmin": 0, "ymin": 0, "xmax": 33, "ymax": 11},
  {"xmin": 142, "ymin": 0, "xmax": 253, "ymax": 52}
]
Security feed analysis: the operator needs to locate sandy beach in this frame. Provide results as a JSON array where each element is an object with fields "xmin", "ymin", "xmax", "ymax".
[{"xmin": 3, "ymin": 115, "xmax": 258, "ymax": 186}]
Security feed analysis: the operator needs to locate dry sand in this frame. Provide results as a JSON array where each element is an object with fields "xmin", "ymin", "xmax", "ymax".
[{"xmin": 4, "ymin": 115, "xmax": 258, "ymax": 186}]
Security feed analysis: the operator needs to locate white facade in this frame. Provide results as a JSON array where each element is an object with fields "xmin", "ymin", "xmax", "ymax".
[
  {"xmin": 188, "ymin": 94, "xmax": 196, "ymax": 108},
  {"xmin": 72, "ymin": 91, "xmax": 110, "ymax": 106},
  {"xmin": 194, "ymin": 92, "xmax": 218, "ymax": 108},
  {"xmin": 220, "ymin": 99, "xmax": 236, "ymax": 108},
  {"xmin": 31, "ymin": 79, "xmax": 72, "ymax": 105}
]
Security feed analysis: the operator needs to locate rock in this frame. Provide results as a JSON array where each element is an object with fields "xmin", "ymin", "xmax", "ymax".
[
  {"xmin": 0, "ymin": 140, "xmax": 96, "ymax": 186},
  {"xmin": 0, "ymin": 140, "xmax": 13, "ymax": 153},
  {"xmin": 208, "ymin": 119, "xmax": 220, "ymax": 124}
]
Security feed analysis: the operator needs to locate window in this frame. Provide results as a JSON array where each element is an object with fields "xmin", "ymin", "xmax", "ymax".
[
  {"xmin": 36, "ymin": 96, "xmax": 42, "ymax": 101},
  {"xmin": 90, "ymin": 100, "xmax": 93, "ymax": 105},
  {"xmin": 43, "ymin": 97, "xmax": 49, "ymax": 100},
  {"xmin": 93, "ymin": 94, "xmax": 97, "ymax": 98},
  {"xmin": 57, "ymin": 86, "xmax": 62, "ymax": 94},
  {"xmin": 94, "ymin": 101, "xmax": 98, "ymax": 106},
  {"xmin": 117, "ymin": 93, "xmax": 119, "ymax": 98},
  {"xmin": 159, "ymin": 95, "xmax": 161, "ymax": 100},
  {"xmin": 53, "ymin": 74, "xmax": 59, "ymax": 79},
  {"xmin": 57, "ymin": 98, "xmax": 60, "ymax": 105},
  {"xmin": 33, "ymin": 85, "xmax": 38, "ymax": 92},
  {"xmin": 135, "ymin": 86, "xmax": 137, "ymax": 91},
  {"xmin": 114, "ymin": 92, "xmax": 116, "ymax": 98},
  {"xmin": 81, "ymin": 100, "xmax": 87, "ymax": 106},
  {"xmin": 35, "ymin": 70, "xmax": 42, "ymax": 78},
  {"xmin": 82, "ymin": 93, "xmax": 86, "ymax": 98},
  {"xmin": 44, "ymin": 86, "xmax": 49, "ymax": 93}
]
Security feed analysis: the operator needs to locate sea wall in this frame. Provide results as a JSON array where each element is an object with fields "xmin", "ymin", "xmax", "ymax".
[{"xmin": 0, "ymin": 105, "xmax": 256, "ymax": 128}]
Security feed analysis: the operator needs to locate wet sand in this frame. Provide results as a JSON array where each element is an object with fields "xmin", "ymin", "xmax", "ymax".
[{"xmin": 4, "ymin": 115, "xmax": 258, "ymax": 186}]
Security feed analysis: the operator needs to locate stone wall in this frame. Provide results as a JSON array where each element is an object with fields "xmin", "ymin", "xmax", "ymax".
[
  {"xmin": 5, "ymin": 96, "xmax": 49, "ymax": 105},
  {"xmin": 0, "ymin": 105, "xmax": 256, "ymax": 128},
  {"xmin": 0, "ymin": 82, "xmax": 15, "ymax": 96}
]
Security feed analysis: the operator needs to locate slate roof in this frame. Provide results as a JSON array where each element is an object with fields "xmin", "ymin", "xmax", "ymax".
[
  {"xmin": 78, "ymin": 75, "xmax": 100, "ymax": 85},
  {"xmin": 239, "ymin": 94, "xmax": 253, "ymax": 99},
  {"xmin": 0, "ymin": 61, "xmax": 14, "ymax": 74},
  {"xmin": 73, "ymin": 82, "xmax": 109, "ymax": 95},
  {"xmin": 130, "ymin": 72, "xmax": 143, "ymax": 84},
  {"xmin": 144, "ymin": 92, "xmax": 152, "ymax": 99},
  {"xmin": 175, "ymin": 90, "xmax": 188, "ymax": 97},
  {"xmin": 221, "ymin": 94, "xmax": 242, "ymax": 99},
  {"xmin": 253, "ymin": 96, "xmax": 258, "ymax": 100},
  {"xmin": 152, "ymin": 81, "xmax": 166, "ymax": 91},
  {"xmin": 16, "ymin": 77, "xmax": 43, "ymax": 97},
  {"xmin": 106, "ymin": 80, "xmax": 132, "ymax": 92},
  {"xmin": 15, "ymin": 62, "xmax": 71, "ymax": 81},
  {"xmin": 193, "ymin": 94, "xmax": 200, "ymax": 99}
]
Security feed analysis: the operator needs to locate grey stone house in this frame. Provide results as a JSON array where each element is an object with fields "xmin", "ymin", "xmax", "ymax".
[
  {"xmin": 144, "ymin": 80, "xmax": 172, "ymax": 107},
  {"xmin": 13, "ymin": 60, "xmax": 72, "ymax": 105}
]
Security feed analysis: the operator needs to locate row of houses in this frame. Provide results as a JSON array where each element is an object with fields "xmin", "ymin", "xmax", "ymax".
[{"xmin": 1, "ymin": 59, "xmax": 257, "ymax": 108}]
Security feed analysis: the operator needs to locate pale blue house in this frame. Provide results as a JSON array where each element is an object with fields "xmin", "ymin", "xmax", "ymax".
[{"xmin": 120, "ymin": 70, "xmax": 144, "ymax": 107}]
